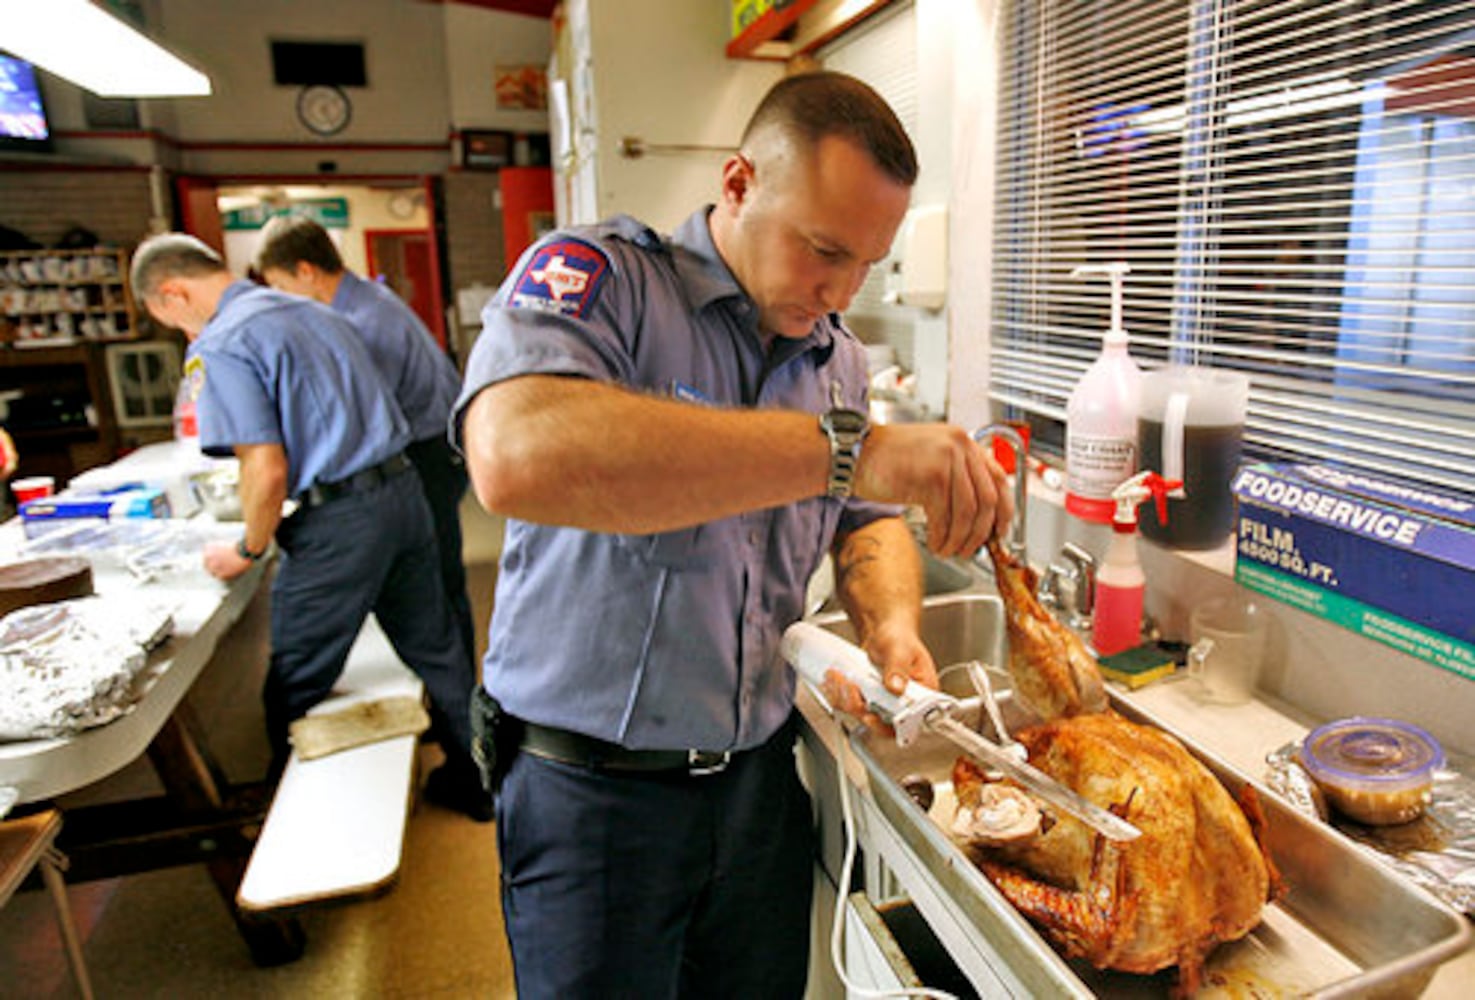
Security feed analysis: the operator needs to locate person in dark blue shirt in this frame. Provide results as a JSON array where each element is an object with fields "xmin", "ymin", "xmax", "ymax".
[
  {"xmin": 456, "ymin": 72, "xmax": 1014, "ymax": 996},
  {"xmin": 131, "ymin": 234, "xmax": 490, "ymax": 822},
  {"xmin": 253, "ymin": 215, "xmax": 474, "ymax": 667}
]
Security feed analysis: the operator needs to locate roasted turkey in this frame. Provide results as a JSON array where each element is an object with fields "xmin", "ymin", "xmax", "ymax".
[{"xmin": 950, "ymin": 540, "xmax": 1278, "ymax": 994}]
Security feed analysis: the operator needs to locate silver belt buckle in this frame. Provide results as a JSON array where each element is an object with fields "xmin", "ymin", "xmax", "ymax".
[{"xmin": 687, "ymin": 749, "xmax": 730, "ymax": 776}]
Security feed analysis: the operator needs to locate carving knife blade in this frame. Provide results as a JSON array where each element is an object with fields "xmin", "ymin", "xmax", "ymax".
[{"xmin": 928, "ymin": 714, "xmax": 1142, "ymax": 841}]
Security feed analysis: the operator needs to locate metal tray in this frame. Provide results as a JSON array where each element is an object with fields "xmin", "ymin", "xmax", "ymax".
[{"xmin": 851, "ymin": 685, "xmax": 1473, "ymax": 998}]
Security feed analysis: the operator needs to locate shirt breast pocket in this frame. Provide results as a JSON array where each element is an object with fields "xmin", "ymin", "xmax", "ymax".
[{"xmin": 616, "ymin": 525, "xmax": 712, "ymax": 570}]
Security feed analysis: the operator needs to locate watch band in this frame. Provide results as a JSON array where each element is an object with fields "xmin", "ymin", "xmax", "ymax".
[
  {"xmin": 819, "ymin": 383, "xmax": 870, "ymax": 500},
  {"xmin": 236, "ymin": 537, "xmax": 267, "ymax": 562},
  {"xmin": 825, "ymin": 434, "xmax": 863, "ymax": 498}
]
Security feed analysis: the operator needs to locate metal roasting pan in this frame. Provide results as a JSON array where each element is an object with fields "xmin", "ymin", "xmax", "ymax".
[{"xmin": 849, "ymin": 685, "xmax": 1473, "ymax": 998}]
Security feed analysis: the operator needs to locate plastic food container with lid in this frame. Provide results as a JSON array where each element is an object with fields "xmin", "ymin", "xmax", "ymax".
[{"xmin": 1299, "ymin": 716, "xmax": 1444, "ymax": 826}]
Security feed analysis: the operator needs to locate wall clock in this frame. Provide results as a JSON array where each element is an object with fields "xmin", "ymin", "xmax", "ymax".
[{"xmin": 296, "ymin": 84, "xmax": 351, "ymax": 137}]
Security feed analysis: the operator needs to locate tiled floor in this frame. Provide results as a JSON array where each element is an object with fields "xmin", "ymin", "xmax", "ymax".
[{"xmin": 0, "ymin": 499, "xmax": 515, "ymax": 999}]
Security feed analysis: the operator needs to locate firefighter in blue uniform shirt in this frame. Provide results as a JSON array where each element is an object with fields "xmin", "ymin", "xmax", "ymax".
[
  {"xmin": 455, "ymin": 72, "xmax": 1013, "ymax": 996},
  {"xmin": 131, "ymin": 233, "xmax": 490, "ymax": 821},
  {"xmin": 252, "ymin": 215, "xmax": 475, "ymax": 667}
]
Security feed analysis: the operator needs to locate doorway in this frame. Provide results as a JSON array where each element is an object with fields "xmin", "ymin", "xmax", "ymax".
[
  {"xmin": 365, "ymin": 229, "xmax": 439, "ymax": 340},
  {"xmin": 177, "ymin": 177, "xmax": 448, "ymax": 347}
]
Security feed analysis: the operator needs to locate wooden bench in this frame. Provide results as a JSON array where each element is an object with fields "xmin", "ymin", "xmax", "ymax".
[{"xmin": 236, "ymin": 616, "xmax": 423, "ymax": 917}]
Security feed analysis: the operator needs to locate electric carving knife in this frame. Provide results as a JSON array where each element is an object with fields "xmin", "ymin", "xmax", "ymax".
[{"xmin": 782, "ymin": 621, "xmax": 1142, "ymax": 842}]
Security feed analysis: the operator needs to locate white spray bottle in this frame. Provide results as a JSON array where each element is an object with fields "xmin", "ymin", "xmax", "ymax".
[
  {"xmin": 1093, "ymin": 470, "xmax": 1180, "ymax": 657},
  {"xmin": 1065, "ymin": 262, "xmax": 1142, "ymax": 523}
]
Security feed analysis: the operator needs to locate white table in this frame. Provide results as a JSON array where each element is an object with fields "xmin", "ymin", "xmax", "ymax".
[
  {"xmin": 0, "ymin": 549, "xmax": 265, "ymax": 804},
  {"xmin": 0, "ymin": 441, "xmax": 304, "ymax": 962}
]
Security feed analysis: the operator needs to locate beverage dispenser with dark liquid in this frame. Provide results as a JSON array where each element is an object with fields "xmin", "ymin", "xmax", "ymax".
[{"xmin": 1137, "ymin": 366, "xmax": 1249, "ymax": 549}]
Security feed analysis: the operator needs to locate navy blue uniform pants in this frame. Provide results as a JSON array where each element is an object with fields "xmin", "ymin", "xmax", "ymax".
[
  {"xmin": 406, "ymin": 432, "xmax": 475, "ymax": 667},
  {"xmin": 494, "ymin": 717, "xmax": 814, "ymax": 999},
  {"xmin": 266, "ymin": 471, "xmax": 475, "ymax": 764}
]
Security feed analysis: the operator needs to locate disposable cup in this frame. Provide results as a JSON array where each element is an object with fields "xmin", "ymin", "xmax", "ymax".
[
  {"xmin": 12, "ymin": 476, "xmax": 55, "ymax": 504},
  {"xmin": 1187, "ymin": 596, "xmax": 1269, "ymax": 705}
]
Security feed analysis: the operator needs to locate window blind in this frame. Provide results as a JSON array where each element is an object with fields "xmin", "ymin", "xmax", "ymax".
[{"xmin": 990, "ymin": 0, "xmax": 1475, "ymax": 495}]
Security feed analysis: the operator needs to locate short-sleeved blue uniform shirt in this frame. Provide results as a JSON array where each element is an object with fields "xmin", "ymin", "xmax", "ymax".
[
  {"xmin": 330, "ymin": 271, "xmax": 460, "ymax": 443},
  {"xmin": 453, "ymin": 209, "xmax": 900, "ymax": 753},
  {"xmin": 188, "ymin": 281, "xmax": 410, "ymax": 497}
]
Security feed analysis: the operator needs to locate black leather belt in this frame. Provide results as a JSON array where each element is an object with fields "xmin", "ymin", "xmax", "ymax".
[
  {"xmin": 298, "ymin": 452, "xmax": 413, "ymax": 509},
  {"xmin": 520, "ymin": 721, "xmax": 732, "ymax": 776}
]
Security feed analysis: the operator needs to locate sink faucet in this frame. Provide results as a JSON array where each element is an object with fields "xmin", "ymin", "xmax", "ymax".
[
  {"xmin": 971, "ymin": 423, "xmax": 1027, "ymax": 564},
  {"xmin": 1042, "ymin": 542, "xmax": 1096, "ymax": 630}
]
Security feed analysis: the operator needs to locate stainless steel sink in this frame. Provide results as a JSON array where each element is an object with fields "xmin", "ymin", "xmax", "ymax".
[
  {"xmin": 804, "ymin": 588, "xmax": 1473, "ymax": 998},
  {"xmin": 808, "ymin": 549, "xmax": 987, "ymax": 615},
  {"xmin": 921, "ymin": 554, "xmax": 977, "ymax": 598},
  {"xmin": 808, "ymin": 591, "xmax": 1007, "ymax": 698}
]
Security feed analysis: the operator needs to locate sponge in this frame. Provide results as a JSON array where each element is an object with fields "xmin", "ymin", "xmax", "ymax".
[{"xmin": 1097, "ymin": 642, "xmax": 1178, "ymax": 689}]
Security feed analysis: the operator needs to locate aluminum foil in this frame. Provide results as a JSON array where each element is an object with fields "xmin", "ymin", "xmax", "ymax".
[
  {"xmin": 1267, "ymin": 741, "xmax": 1475, "ymax": 915},
  {"xmin": 20, "ymin": 518, "xmax": 235, "ymax": 582},
  {"xmin": 0, "ymin": 596, "xmax": 173, "ymax": 741}
]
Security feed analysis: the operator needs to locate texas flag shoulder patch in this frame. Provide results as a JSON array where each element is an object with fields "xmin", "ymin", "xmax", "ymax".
[{"xmin": 510, "ymin": 238, "xmax": 611, "ymax": 318}]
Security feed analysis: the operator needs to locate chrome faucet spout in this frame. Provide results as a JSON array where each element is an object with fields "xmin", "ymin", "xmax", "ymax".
[{"xmin": 971, "ymin": 423, "xmax": 1028, "ymax": 564}]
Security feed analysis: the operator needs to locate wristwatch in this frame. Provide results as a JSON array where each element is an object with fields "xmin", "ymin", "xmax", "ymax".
[
  {"xmin": 236, "ymin": 536, "xmax": 268, "ymax": 562},
  {"xmin": 819, "ymin": 383, "xmax": 870, "ymax": 499}
]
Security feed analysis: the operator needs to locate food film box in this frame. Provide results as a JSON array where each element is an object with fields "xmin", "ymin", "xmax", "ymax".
[
  {"xmin": 19, "ymin": 487, "xmax": 171, "ymax": 532},
  {"xmin": 1232, "ymin": 463, "xmax": 1475, "ymax": 681}
]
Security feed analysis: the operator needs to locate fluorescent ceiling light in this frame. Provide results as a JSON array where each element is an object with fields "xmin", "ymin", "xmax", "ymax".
[{"xmin": 2, "ymin": 0, "xmax": 211, "ymax": 97}]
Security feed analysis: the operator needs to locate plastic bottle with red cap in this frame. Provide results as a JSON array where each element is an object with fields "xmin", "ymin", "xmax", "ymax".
[
  {"xmin": 1065, "ymin": 262, "xmax": 1143, "ymax": 523},
  {"xmin": 1093, "ymin": 470, "xmax": 1180, "ymax": 656}
]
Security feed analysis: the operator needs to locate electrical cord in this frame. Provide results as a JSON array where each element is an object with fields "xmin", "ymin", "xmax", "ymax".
[{"xmin": 830, "ymin": 740, "xmax": 959, "ymax": 1000}]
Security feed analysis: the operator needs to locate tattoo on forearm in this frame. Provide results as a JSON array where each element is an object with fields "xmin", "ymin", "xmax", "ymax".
[{"xmin": 837, "ymin": 536, "xmax": 883, "ymax": 586}]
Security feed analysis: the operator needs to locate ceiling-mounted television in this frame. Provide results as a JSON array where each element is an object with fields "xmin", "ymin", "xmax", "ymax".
[{"xmin": 0, "ymin": 52, "xmax": 53, "ymax": 153}]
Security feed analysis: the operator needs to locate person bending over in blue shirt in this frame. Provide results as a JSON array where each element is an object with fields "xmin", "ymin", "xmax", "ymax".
[
  {"xmin": 454, "ymin": 71, "xmax": 1014, "ymax": 997},
  {"xmin": 253, "ymin": 215, "xmax": 476, "ymax": 671},
  {"xmin": 131, "ymin": 234, "xmax": 490, "ymax": 822}
]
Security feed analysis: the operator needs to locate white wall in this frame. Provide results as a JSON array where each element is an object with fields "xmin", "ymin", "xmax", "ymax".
[
  {"xmin": 936, "ymin": 0, "xmax": 1001, "ymax": 433},
  {"xmin": 583, "ymin": 0, "xmax": 779, "ymax": 232},
  {"xmin": 443, "ymin": 4, "xmax": 554, "ymax": 134},
  {"xmin": 24, "ymin": 0, "xmax": 550, "ymax": 177},
  {"xmin": 158, "ymin": 0, "xmax": 450, "ymax": 142}
]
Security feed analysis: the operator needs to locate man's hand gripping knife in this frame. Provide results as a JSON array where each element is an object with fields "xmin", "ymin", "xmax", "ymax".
[{"xmin": 782, "ymin": 622, "xmax": 954, "ymax": 745}]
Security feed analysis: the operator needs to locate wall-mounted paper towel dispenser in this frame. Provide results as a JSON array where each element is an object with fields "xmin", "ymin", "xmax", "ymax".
[{"xmin": 883, "ymin": 204, "xmax": 947, "ymax": 311}]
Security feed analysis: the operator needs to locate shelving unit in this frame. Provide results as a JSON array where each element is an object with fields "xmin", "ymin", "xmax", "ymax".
[
  {"xmin": 0, "ymin": 248, "xmax": 138, "ymax": 348},
  {"xmin": 0, "ymin": 248, "xmax": 162, "ymax": 487},
  {"xmin": 0, "ymin": 342, "xmax": 122, "ymax": 486}
]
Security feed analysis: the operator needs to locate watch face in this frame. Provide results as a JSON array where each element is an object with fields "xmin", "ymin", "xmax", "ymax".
[
  {"xmin": 296, "ymin": 84, "xmax": 351, "ymax": 137},
  {"xmin": 823, "ymin": 409, "xmax": 869, "ymax": 436}
]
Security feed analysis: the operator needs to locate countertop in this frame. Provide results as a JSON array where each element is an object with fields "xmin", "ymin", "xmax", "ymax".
[{"xmin": 1117, "ymin": 677, "xmax": 1474, "ymax": 998}]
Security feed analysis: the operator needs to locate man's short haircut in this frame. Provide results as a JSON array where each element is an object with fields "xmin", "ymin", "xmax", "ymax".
[
  {"xmin": 742, "ymin": 70, "xmax": 918, "ymax": 186},
  {"xmin": 255, "ymin": 214, "xmax": 345, "ymax": 276},
  {"xmin": 130, "ymin": 233, "xmax": 227, "ymax": 299}
]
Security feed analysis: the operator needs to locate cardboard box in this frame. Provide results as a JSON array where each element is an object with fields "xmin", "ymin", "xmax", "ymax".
[
  {"xmin": 1232, "ymin": 463, "xmax": 1475, "ymax": 681},
  {"xmin": 19, "ymin": 486, "xmax": 171, "ymax": 529}
]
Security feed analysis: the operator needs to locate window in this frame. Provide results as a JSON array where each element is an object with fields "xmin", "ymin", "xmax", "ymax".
[{"xmin": 990, "ymin": 0, "xmax": 1475, "ymax": 495}]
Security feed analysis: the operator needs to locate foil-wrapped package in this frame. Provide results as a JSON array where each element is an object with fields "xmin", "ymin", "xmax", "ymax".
[
  {"xmin": 1267, "ymin": 741, "xmax": 1475, "ymax": 915},
  {"xmin": 0, "ymin": 596, "xmax": 174, "ymax": 741}
]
